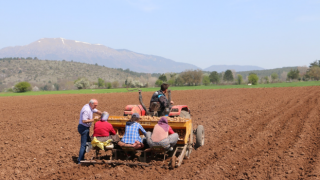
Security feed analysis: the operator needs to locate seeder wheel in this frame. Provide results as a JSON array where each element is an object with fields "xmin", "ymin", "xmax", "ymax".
[
  {"xmin": 195, "ymin": 125, "xmax": 205, "ymax": 148},
  {"xmin": 185, "ymin": 124, "xmax": 193, "ymax": 159}
]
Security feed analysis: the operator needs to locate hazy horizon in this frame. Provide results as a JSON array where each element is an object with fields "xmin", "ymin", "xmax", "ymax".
[{"xmin": 1, "ymin": 0, "xmax": 319, "ymax": 69}]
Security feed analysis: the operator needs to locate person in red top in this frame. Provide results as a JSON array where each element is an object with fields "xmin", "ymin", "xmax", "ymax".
[{"xmin": 92, "ymin": 112, "xmax": 120, "ymax": 143}]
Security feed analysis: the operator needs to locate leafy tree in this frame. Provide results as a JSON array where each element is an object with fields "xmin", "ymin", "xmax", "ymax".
[
  {"xmin": 167, "ymin": 78, "xmax": 175, "ymax": 86},
  {"xmin": 98, "ymin": 78, "xmax": 105, "ymax": 88},
  {"xmin": 248, "ymin": 73, "xmax": 259, "ymax": 85},
  {"xmin": 237, "ymin": 74, "xmax": 243, "ymax": 85},
  {"xmin": 193, "ymin": 69, "xmax": 203, "ymax": 85},
  {"xmin": 287, "ymin": 69, "xmax": 300, "ymax": 80},
  {"xmin": 175, "ymin": 76, "xmax": 184, "ymax": 86},
  {"xmin": 158, "ymin": 74, "xmax": 167, "ymax": 82},
  {"xmin": 14, "ymin": 81, "xmax": 31, "ymax": 92},
  {"xmin": 223, "ymin": 70, "xmax": 234, "ymax": 81},
  {"xmin": 209, "ymin": 71, "xmax": 220, "ymax": 84},
  {"xmin": 169, "ymin": 73, "xmax": 177, "ymax": 78},
  {"xmin": 202, "ymin": 75, "xmax": 210, "ymax": 86},
  {"xmin": 180, "ymin": 71, "xmax": 193, "ymax": 85},
  {"xmin": 74, "ymin": 78, "xmax": 90, "ymax": 89},
  {"xmin": 271, "ymin": 73, "xmax": 278, "ymax": 82},
  {"xmin": 309, "ymin": 60, "xmax": 320, "ymax": 68},
  {"xmin": 179, "ymin": 69, "xmax": 202, "ymax": 86},
  {"xmin": 42, "ymin": 84, "xmax": 49, "ymax": 91},
  {"xmin": 308, "ymin": 66, "xmax": 320, "ymax": 80},
  {"xmin": 54, "ymin": 83, "xmax": 60, "ymax": 90},
  {"xmin": 155, "ymin": 79, "xmax": 163, "ymax": 87}
]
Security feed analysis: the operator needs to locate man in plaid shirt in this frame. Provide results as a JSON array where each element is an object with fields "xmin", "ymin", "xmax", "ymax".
[{"xmin": 119, "ymin": 113, "xmax": 147, "ymax": 149}]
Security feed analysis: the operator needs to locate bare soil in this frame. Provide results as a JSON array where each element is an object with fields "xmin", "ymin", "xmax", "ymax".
[{"xmin": 1, "ymin": 86, "xmax": 320, "ymax": 179}]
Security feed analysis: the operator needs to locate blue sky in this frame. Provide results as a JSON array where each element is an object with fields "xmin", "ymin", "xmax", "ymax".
[{"xmin": 0, "ymin": 0, "xmax": 319, "ymax": 69}]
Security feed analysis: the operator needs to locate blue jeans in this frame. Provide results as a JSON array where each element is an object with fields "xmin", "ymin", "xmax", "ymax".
[{"xmin": 77, "ymin": 124, "xmax": 90, "ymax": 163}]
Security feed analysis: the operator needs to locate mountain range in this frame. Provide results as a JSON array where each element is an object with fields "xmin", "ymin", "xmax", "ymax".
[
  {"xmin": 204, "ymin": 65, "xmax": 264, "ymax": 72},
  {"xmin": 0, "ymin": 38, "xmax": 264, "ymax": 73}
]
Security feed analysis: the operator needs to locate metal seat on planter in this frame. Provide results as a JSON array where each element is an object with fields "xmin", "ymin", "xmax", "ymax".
[
  {"xmin": 149, "ymin": 146, "xmax": 168, "ymax": 160},
  {"xmin": 120, "ymin": 147, "xmax": 147, "ymax": 162}
]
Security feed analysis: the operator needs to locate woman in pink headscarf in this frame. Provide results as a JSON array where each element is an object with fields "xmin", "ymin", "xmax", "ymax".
[{"xmin": 146, "ymin": 117, "xmax": 179, "ymax": 150}]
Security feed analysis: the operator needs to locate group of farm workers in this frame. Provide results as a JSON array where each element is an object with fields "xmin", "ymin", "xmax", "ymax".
[{"xmin": 77, "ymin": 83, "xmax": 179, "ymax": 164}]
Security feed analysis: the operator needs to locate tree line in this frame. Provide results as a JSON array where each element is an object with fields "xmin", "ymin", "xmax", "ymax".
[
  {"xmin": 4, "ymin": 58, "xmax": 320, "ymax": 93},
  {"xmin": 153, "ymin": 60, "xmax": 320, "ymax": 87}
]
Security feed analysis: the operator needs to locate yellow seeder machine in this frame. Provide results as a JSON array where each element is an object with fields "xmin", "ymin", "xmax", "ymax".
[{"xmin": 81, "ymin": 90, "xmax": 205, "ymax": 168}]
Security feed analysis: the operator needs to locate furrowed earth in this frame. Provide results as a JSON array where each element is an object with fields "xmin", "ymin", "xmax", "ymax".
[{"xmin": 1, "ymin": 86, "xmax": 320, "ymax": 179}]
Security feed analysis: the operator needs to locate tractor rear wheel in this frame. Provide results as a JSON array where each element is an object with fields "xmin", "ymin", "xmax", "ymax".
[
  {"xmin": 195, "ymin": 125, "xmax": 204, "ymax": 148},
  {"xmin": 179, "ymin": 110, "xmax": 191, "ymax": 118}
]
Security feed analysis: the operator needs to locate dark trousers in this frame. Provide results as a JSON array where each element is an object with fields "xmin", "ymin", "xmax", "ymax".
[{"xmin": 77, "ymin": 124, "xmax": 90, "ymax": 163}]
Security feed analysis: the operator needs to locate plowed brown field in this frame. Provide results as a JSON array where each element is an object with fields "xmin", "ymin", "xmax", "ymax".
[{"xmin": 1, "ymin": 86, "xmax": 320, "ymax": 179}]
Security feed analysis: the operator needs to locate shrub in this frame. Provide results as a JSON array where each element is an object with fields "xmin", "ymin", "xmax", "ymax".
[
  {"xmin": 271, "ymin": 73, "xmax": 278, "ymax": 82},
  {"xmin": 112, "ymin": 81, "xmax": 119, "ymax": 88},
  {"xmin": 98, "ymin": 78, "xmax": 105, "ymax": 88},
  {"xmin": 237, "ymin": 74, "xmax": 243, "ymax": 85},
  {"xmin": 155, "ymin": 79, "xmax": 163, "ymax": 87},
  {"xmin": 106, "ymin": 82, "xmax": 112, "ymax": 89},
  {"xmin": 202, "ymin": 75, "xmax": 210, "ymax": 86},
  {"xmin": 248, "ymin": 73, "xmax": 259, "ymax": 85},
  {"xmin": 14, "ymin": 81, "xmax": 32, "ymax": 92},
  {"xmin": 74, "ymin": 78, "xmax": 90, "ymax": 89}
]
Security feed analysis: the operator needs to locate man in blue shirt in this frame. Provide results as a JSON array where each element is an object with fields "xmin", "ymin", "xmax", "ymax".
[{"xmin": 118, "ymin": 113, "xmax": 147, "ymax": 149}]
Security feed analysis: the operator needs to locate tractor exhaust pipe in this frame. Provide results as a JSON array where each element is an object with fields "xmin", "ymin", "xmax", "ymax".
[
  {"xmin": 139, "ymin": 90, "xmax": 149, "ymax": 115},
  {"xmin": 167, "ymin": 89, "xmax": 171, "ymax": 108},
  {"xmin": 165, "ymin": 89, "xmax": 171, "ymax": 116}
]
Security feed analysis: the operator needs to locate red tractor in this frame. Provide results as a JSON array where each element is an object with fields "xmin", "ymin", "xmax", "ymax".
[{"xmin": 124, "ymin": 90, "xmax": 191, "ymax": 118}]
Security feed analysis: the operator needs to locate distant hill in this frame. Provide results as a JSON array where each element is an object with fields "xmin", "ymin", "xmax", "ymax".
[
  {"xmin": 0, "ymin": 59, "xmax": 159, "ymax": 91},
  {"xmin": 204, "ymin": 65, "xmax": 264, "ymax": 72},
  {"xmin": 0, "ymin": 38, "xmax": 200, "ymax": 73},
  {"xmin": 237, "ymin": 66, "xmax": 298, "ymax": 79}
]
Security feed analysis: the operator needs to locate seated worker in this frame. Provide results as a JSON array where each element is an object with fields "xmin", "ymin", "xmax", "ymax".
[
  {"xmin": 146, "ymin": 117, "xmax": 179, "ymax": 151},
  {"xmin": 118, "ymin": 113, "xmax": 147, "ymax": 149},
  {"xmin": 92, "ymin": 112, "xmax": 120, "ymax": 144},
  {"xmin": 149, "ymin": 83, "xmax": 174, "ymax": 116}
]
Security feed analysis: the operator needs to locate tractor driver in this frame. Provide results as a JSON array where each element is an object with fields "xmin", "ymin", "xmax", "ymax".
[{"xmin": 149, "ymin": 83, "xmax": 174, "ymax": 116}]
